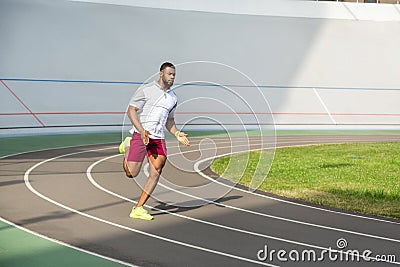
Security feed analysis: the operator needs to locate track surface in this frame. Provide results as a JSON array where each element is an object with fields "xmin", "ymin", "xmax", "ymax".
[{"xmin": 1, "ymin": 135, "xmax": 400, "ymax": 266}]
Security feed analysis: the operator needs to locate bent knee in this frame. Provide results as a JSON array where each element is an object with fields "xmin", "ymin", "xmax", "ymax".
[
  {"xmin": 130, "ymin": 170, "xmax": 140, "ymax": 177},
  {"xmin": 126, "ymin": 162, "xmax": 142, "ymax": 177}
]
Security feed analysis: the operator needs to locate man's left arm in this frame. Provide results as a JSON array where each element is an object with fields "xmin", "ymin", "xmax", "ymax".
[{"xmin": 166, "ymin": 117, "xmax": 190, "ymax": 146}]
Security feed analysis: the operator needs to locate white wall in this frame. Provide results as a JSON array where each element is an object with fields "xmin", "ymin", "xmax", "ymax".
[{"xmin": 0, "ymin": 0, "xmax": 399, "ymax": 135}]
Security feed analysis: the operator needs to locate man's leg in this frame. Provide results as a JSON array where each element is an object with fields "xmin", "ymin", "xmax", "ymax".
[
  {"xmin": 136, "ymin": 154, "xmax": 166, "ymax": 207},
  {"xmin": 129, "ymin": 137, "xmax": 167, "ymax": 220},
  {"xmin": 124, "ymin": 146, "xmax": 144, "ymax": 177},
  {"xmin": 123, "ymin": 133, "xmax": 146, "ymax": 178}
]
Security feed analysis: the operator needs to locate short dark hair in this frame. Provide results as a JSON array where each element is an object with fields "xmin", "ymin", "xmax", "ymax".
[{"xmin": 160, "ymin": 62, "xmax": 175, "ymax": 71}]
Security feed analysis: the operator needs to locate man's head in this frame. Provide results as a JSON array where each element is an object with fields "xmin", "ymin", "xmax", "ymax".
[{"xmin": 159, "ymin": 62, "xmax": 176, "ymax": 89}]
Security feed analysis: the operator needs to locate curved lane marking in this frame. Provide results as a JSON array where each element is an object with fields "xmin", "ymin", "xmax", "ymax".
[
  {"xmin": 0, "ymin": 216, "xmax": 137, "ymax": 267},
  {"xmin": 88, "ymin": 153, "xmax": 400, "ymax": 264},
  {"xmin": 189, "ymin": 137, "xmax": 400, "ymax": 225},
  {"xmin": 23, "ymin": 147, "xmax": 278, "ymax": 267},
  {"xmin": 10, "ymin": 137, "xmax": 398, "ymax": 265}
]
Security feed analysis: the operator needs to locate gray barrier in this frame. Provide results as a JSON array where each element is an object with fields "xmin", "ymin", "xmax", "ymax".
[{"xmin": 1, "ymin": 0, "xmax": 399, "ymax": 135}]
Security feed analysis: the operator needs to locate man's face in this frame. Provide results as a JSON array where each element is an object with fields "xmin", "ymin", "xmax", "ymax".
[{"xmin": 161, "ymin": 67, "xmax": 176, "ymax": 87}]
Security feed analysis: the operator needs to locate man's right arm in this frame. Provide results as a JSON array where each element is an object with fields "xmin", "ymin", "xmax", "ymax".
[{"xmin": 128, "ymin": 105, "xmax": 149, "ymax": 145}]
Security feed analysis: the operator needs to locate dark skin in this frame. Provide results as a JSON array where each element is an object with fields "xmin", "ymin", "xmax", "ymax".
[{"xmin": 125, "ymin": 66, "xmax": 189, "ymax": 207}]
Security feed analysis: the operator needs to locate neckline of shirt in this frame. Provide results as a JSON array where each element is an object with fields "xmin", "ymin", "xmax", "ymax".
[{"xmin": 153, "ymin": 81, "xmax": 173, "ymax": 93}]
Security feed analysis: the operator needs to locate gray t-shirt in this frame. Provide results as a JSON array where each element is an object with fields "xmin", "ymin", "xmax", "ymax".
[{"xmin": 129, "ymin": 81, "xmax": 177, "ymax": 139}]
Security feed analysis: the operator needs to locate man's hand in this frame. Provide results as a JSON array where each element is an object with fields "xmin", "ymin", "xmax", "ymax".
[
  {"xmin": 175, "ymin": 131, "xmax": 190, "ymax": 146},
  {"xmin": 141, "ymin": 130, "xmax": 150, "ymax": 145}
]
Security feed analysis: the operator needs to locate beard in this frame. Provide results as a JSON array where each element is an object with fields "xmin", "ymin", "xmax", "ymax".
[{"xmin": 163, "ymin": 77, "xmax": 174, "ymax": 88}]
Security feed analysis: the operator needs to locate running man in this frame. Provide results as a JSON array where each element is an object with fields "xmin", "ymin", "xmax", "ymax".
[{"xmin": 119, "ymin": 62, "xmax": 190, "ymax": 220}]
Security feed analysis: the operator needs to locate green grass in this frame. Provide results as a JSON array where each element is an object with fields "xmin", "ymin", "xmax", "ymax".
[{"xmin": 211, "ymin": 142, "xmax": 400, "ymax": 219}]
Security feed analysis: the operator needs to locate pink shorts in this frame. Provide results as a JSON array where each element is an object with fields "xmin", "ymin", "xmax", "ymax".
[{"xmin": 127, "ymin": 132, "xmax": 167, "ymax": 162}]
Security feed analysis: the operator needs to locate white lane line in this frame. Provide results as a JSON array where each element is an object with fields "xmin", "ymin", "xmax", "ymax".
[
  {"xmin": 3, "ymin": 135, "xmax": 397, "ymax": 232},
  {"xmin": 41, "ymin": 138, "xmax": 397, "ymax": 247},
  {"xmin": 88, "ymin": 153, "xmax": 400, "ymax": 264},
  {"xmin": 159, "ymin": 142, "xmax": 400, "ymax": 241},
  {"xmin": 167, "ymin": 139, "xmax": 400, "ymax": 225},
  {"xmin": 23, "ymin": 148, "xmax": 278, "ymax": 267},
  {"xmin": 186, "ymin": 137, "xmax": 400, "ymax": 226},
  {"xmin": 153, "ymin": 160, "xmax": 400, "ymax": 244},
  {"xmin": 0, "ymin": 216, "xmax": 137, "ymax": 267},
  {"xmin": 16, "ymin": 142, "xmax": 400, "ymax": 265}
]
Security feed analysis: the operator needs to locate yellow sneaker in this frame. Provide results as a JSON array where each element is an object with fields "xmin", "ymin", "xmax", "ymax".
[
  {"xmin": 130, "ymin": 206, "xmax": 153, "ymax": 220},
  {"xmin": 119, "ymin": 137, "xmax": 131, "ymax": 154}
]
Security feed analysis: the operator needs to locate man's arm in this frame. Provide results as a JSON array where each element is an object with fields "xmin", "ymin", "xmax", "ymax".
[
  {"xmin": 166, "ymin": 117, "xmax": 190, "ymax": 146},
  {"xmin": 128, "ymin": 105, "xmax": 149, "ymax": 145}
]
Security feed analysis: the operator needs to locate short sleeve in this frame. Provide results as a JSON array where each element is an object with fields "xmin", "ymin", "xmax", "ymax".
[{"xmin": 129, "ymin": 86, "xmax": 146, "ymax": 109}]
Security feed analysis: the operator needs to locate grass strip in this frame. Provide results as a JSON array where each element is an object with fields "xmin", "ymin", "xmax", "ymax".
[{"xmin": 211, "ymin": 142, "xmax": 400, "ymax": 219}]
